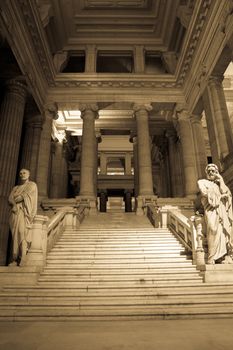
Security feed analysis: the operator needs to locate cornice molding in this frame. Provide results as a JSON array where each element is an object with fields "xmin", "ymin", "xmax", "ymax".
[{"xmin": 18, "ymin": 0, "xmax": 55, "ymax": 86}]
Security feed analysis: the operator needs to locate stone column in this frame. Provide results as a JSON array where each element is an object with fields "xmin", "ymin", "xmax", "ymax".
[
  {"xmin": 50, "ymin": 135, "xmax": 68, "ymax": 198},
  {"xmin": 175, "ymin": 107, "xmax": 198, "ymax": 198},
  {"xmin": 85, "ymin": 45, "xmax": 96, "ymax": 73},
  {"xmin": 100, "ymin": 153, "xmax": 107, "ymax": 175},
  {"xmin": 134, "ymin": 45, "xmax": 145, "ymax": 73},
  {"xmin": 134, "ymin": 104, "xmax": 154, "ymax": 196},
  {"xmin": 0, "ymin": 79, "xmax": 27, "ymax": 265},
  {"xmin": 36, "ymin": 104, "xmax": 58, "ymax": 200},
  {"xmin": 19, "ymin": 114, "xmax": 43, "ymax": 181},
  {"xmin": 130, "ymin": 134, "xmax": 139, "ymax": 198},
  {"xmin": 125, "ymin": 152, "xmax": 132, "ymax": 175},
  {"xmin": 79, "ymin": 104, "xmax": 98, "ymax": 197},
  {"xmin": 94, "ymin": 131, "xmax": 102, "ymax": 196},
  {"xmin": 203, "ymin": 75, "xmax": 233, "ymax": 168},
  {"xmin": 190, "ymin": 114, "xmax": 207, "ymax": 179},
  {"xmin": 125, "ymin": 190, "xmax": 132, "ymax": 212},
  {"xmin": 100, "ymin": 190, "xmax": 107, "ymax": 212},
  {"xmin": 166, "ymin": 130, "xmax": 184, "ymax": 197}
]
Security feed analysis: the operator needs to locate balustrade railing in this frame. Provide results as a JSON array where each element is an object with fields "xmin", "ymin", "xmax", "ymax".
[
  {"xmin": 147, "ymin": 204, "xmax": 206, "ymax": 266},
  {"xmin": 25, "ymin": 205, "xmax": 87, "ymax": 267}
]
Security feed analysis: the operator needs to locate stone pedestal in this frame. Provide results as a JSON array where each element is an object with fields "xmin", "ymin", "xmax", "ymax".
[
  {"xmin": 25, "ymin": 215, "xmax": 48, "ymax": 267},
  {"xmin": 0, "ymin": 79, "xmax": 27, "ymax": 265},
  {"xmin": 200, "ymin": 264, "xmax": 233, "ymax": 283}
]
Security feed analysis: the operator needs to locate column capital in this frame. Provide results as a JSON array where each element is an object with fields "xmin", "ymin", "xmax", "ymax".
[
  {"xmin": 5, "ymin": 78, "xmax": 27, "ymax": 99},
  {"xmin": 165, "ymin": 129, "xmax": 177, "ymax": 140},
  {"xmin": 24, "ymin": 114, "xmax": 44, "ymax": 128},
  {"xmin": 190, "ymin": 114, "xmax": 202, "ymax": 125},
  {"xmin": 133, "ymin": 103, "xmax": 152, "ymax": 113},
  {"xmin": 174, "ymin": 105, "xmax": 190, "ymax": 121},
  {"xmin": 208, "ymin": 74, "xmax": 224, "ymax": 85},
  {"xmin": 129, "ymin": 130, "xmax": 137, "ymax": 143},
  {"xmin": 79, "ymin": 103, "xmax": 98, "ymax": 112},
  {"xmin": 80, "ymin": 104, "xmax": 99, "ymax": 119},
  {"xmin": 44, "ymin": 103, "xmax": 58, "ymax": 120}
]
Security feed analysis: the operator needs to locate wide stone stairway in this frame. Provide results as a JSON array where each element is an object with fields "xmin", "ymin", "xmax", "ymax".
[{"xmin": 1, "ymin": 212, "xmax": 233, "ymax": 320}]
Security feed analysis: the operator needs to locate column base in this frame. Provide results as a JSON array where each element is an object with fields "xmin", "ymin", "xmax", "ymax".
[
  {"xmin": 135, "ymin": 195, "xmax": 158, "ymax": 216},
  {"xmin": 76, "ymin": 196, "xmax": 97, "ymax": 215}
]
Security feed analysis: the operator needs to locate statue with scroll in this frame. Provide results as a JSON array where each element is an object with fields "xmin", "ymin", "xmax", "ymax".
[
  {"xmin": 8, "ymin": 169, "xmax": 38, "ymax": 266},
  {"xmin": 197, "ymin": 164, "xmax": 233, "ymax": 264}
]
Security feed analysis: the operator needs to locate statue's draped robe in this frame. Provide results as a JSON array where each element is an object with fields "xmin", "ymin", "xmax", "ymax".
[
  {"xmin": 197, "ymin": 179, "xmax": 233, "ymax": 262},
  {"xmin": 8, "ymin": 181, "xmax": 38, "ymax": 260}
]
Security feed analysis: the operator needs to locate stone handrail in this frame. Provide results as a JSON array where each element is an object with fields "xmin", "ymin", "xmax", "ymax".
[
  {"xmin": 147, "ymin": 203, "xmax": 205, "ymax": 266},
  {"xmin": 167, "ymin": 209, "xmax": 205, "ymax": 266},
  {"xmin": 25, "ymin": 206, "xmax": 86, "ymax": 267},
  {"xmin": 147, "ymin": 204, "xmax": 162, "ymax": 228}
]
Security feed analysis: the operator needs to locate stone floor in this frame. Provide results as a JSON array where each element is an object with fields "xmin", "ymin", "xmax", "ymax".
[{"xmin": 0, "ymin": 319, "xmax": 233, "ymax": 350}]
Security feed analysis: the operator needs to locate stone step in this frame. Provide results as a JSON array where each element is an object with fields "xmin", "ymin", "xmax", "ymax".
[
  {"xmin": 3, "ymin": 283, "xmax": 233, "ymax": 294},
  {"xmin": 47, "ymin": 252, "xmax": 186, "ymax": 259},
  {"xmin": 35, "ymin": 279, "xmax": 203, "ymax": 288},
  {"xmin": 41, "ymin": 266, "xmax": 198, "ymax": 274},
  {"xmin": 1, "ymin": 304, "xmax": 233, "ymax": 321},
  {"xmin": 1, "ymin": 294, "xmax": 233, "ymax": 306},
  {"xmin": 51, "ymin": 247, "xmax": 183, "ymax": 252}
]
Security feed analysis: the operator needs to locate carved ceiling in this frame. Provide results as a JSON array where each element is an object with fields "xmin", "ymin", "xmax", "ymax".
[{"xmin": 38, "ymin": 0, "xmax": 183, "ymax": 49}]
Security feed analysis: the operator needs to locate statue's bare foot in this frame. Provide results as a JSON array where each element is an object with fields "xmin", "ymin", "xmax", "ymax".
[
  {"xmin": 9, "ymin": 261, "xmax": 17, "ymax": 266},
  {"xmin": 19, "ymin": 258, "xmax": 27, "ymax": 267},
  {"xmin": 207, "ymin": 258, "xmax": 215, "ymax": 264},
  {"xmin": 221, "ymin": 255, "xmax": 233, "ymax": 264}
]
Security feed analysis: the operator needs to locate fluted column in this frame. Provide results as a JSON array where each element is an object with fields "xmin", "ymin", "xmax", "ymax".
[
  {"xmin": 130, "ymin": 134, "xmax": 139, "ymax": 198},
  {"xmin": 19, "ymin": 114, "xmax": 43, "ymax": 181},
  {"xmin": 0, "ymin": 79, "xmax": 27, "ymax": 265},
  {"xmin": 166, "ymin": 130, "xmax": 184, "ymax": 197},
  {"xmin": 50, "ymin": 135, "xmax": 68, "ymax": 198},
  {"xmin": 94, "ymin": 131, "xmax": 101, "ymax": 196},
  {"xmin": 175, "ymin": 107, "xmax": 198, "ymax": 198},
  {"xmin": 134, "ymin": 104, "xmax": 153, "ymax": 196},
  {"xmin": 79, "ymin": 104, "xmax": 98, "ymax": 197},
  {"xmin": 203, "ymin": 75, "xmax": 233, "ymax": 167},
  {"xmin": 36, "ymin": 105, "xmax": 58, "ymax": 200},
  {"xmin": 190, "ymin": 114, "xmax": 207, "ymax": 179}
]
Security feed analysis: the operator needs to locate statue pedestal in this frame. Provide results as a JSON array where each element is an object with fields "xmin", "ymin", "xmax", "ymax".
[
  {"xmin": 200, "ymin": 264, "xmax": 233, "ymax": 283},
  {"xmin": 0, "ymin": 266, "xmax": 42, "ymax": 286}
]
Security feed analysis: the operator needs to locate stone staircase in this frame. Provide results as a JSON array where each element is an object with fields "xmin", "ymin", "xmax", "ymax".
[{"xmin": 1, "ymin": 212, "xmax": 233, "ymax": 320}]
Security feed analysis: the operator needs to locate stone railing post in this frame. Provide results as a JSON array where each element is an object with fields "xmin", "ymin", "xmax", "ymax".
[{"xmin": 25, "ymin": 215, "xmax": 49, "ymax": 267}]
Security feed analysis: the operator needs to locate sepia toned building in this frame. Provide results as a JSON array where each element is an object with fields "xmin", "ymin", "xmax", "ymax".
[{"xmin": 1, "ymin": 0, "xmax": 233, "ymax": 328}]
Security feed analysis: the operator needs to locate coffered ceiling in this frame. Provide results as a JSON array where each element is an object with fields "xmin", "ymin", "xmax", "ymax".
[{"xmin": 38, "ymin": 0, "xmax": 184, "ymax": 49}]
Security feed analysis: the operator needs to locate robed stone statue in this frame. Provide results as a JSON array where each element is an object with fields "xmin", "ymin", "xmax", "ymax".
[{"xmin": 8, "ymin": 169, "xmax": 38, "ymax": 266}]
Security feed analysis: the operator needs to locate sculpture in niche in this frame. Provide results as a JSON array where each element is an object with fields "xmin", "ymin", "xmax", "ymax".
[
  {"xmin": 8, "ymin": 169, "xmax": 38, "ymax": 266},
  {"xmin": 197, "ymin": 164, "xmax": 233, "ymax": 264}
]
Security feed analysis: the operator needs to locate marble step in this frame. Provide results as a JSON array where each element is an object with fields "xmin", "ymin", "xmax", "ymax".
[{"xmin": 1, "ymin": 304, "xmax": 233, "ymax": 321}]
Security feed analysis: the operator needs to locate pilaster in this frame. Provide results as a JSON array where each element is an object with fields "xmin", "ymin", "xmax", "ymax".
[{"xmin": 190, "ymin": 114, "xmax": 207, "ymax": 179}]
